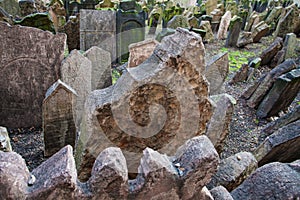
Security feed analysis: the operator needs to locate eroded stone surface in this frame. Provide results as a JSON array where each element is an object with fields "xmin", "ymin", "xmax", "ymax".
[
  {"xmin": 217, "ymin": 11, "xmax": 231, "ymax": 40},
  {"xmin": 0, "ymin": 126, "xmax": 12, "ymax": 152},
  {"xmin": 210, "ymin": 186, "xmax": 234, "ymax": 200},
  {"xmin": 0, "ymin": 22, "xmax": 66, "ymax": 128}
]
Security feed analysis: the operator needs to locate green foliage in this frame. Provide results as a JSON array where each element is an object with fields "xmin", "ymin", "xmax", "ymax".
[
  {"xmin": 220, "ymin": 47, "xmax": 255, "ymax": 72},
  {"xmin": 112, "ymin": 68, "xmax": 121, "ymax": 84}
]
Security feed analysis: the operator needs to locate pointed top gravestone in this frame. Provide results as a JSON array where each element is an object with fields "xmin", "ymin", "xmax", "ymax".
[{"xmin": 0, "ymin": 22, "xmax": 66, "ymax": 128}]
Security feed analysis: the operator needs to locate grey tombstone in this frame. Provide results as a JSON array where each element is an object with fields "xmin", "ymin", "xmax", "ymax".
[
  {"xmin": 0, "ymin": 22, "xmax": 66, "ymax": 128},
  {"xmin": 83, "ymin": 46, "xmax": 112, "ymax": 90},
  {"xmin": 43, "ymin": 80, "xmax": 77, "ymax": 157},
  {"xmin": 217, "ymin": 11, "xmax": 232, "ymax": 40},
  {"xmin": 283, "ymin": 33, "xmax": 297, "ymax": 60},
  {"xmin": 61, "ymin": 50, "xmax": 92, "ymax": 129},
  {"xmin": 256, "ymin": 68, "xmax": 300, "ymax": 118},
  {"xmin": 225, "ymin": 15, "xmax": 242, "ymax": 47},
  {"xmin": 205, "ymin": 52, "xmax": 229, "ymax": 95},
  {"xmin": 80, "ymin": 9, "xmax": 117, "ymax": 63}
]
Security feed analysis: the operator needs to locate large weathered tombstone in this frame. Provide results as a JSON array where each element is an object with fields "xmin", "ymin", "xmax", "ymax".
[
  {"xmin": 128, "ymin": 39, "xmax": 159, "ymax": 68},
  {"xmin": 217, "ymin": 11, "xmax": 232, "ymax": 40},
  {"xmin": 43, "ymin": 80, "xmax": 77, "ymax": 157},
  {"xmin": 205, "ymin": 52, "xmax": 229, "ymax": 95},
  {"xmin": 251, "ymin": 21, "xmax": 269, "ymax": 43},
  {"xmin": 254, "ymin": 120, "xmax": 300, "ymax": 167},
  {"xmin": 256, "ymin": 68, "xmax": 300, "ymax": 118},
  {"xmin": 14, "ymin": 13, "xmax": 55, "ymax": 32},
  {"xmin": 225, "ymin": 15, "xmax": 242, "ymax": 47},
  {"xmin": 208, "ymin": 152, "xmax": 258, "ymax": 192},
  {"xmin": 60, "ymin": 50, "xmax": 92, "ymax": 129},
  {"xmin": 231, "ymin": 160, "xmax": 300, "ymax": 199},
  {"xmin": 75, "ymin": 28, "xmax": 212, "ymax": 181},
  {"xmin": 80, "ymin": 10, "xmax": 116, "ymax": 63},
  {"xmin": 116, "ymin": 2, "xmax": 145, "ymax": 62},
  {"xmin": 0, "ymin": 127, "xmax": 12, "ymax": 152},
  {"xmin": 0, "ymin": 22, "xmax": 66, "ymax": 128},
  {"xmin": 83, "ymin": 46, "xmax": 112, "ymax": 90},
  {"xmin": 206, "ymin": 94, "xmax": 236, "ymax": 153},
  {"xmin": 260, "ymin": 37, "xmax": 283, "ymax": 66}
]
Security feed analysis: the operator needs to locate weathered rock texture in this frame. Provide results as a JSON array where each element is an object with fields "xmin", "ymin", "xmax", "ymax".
[
  {"xmin": 231, "ymin": 160, "xmax": 300, "ymax": 199},
  {"xmin": 205, "ymin": 52, "xmax": 229, "ymax": 95},
  {"xmin": 61, "ymin": 50, "xmax": 92, "ymax": 129},
  {"xmin": 0, "ymin": 135, "xmax": 220, "ymax": 199},
  {"xmin": 210, "ymin": 186, "xmax": 234, "ymax": 200},
  {"xmin": 0, "ymin": 126, "xmax": 12, "ymax": 152},
  {"xmin": 254, "ymin": 120, "xmax": 300, "ymax": 167},
  {"xmin": 43, "ymin": 80, "xmax": 77, "ymax": 157},
  {"xmin": 217, "ymin": 11, "xmax": 231, "ymax": 40},
  {"xmin": 83, "ymin": 46, "xmax": 112, "ymax": 90},
  {"xmin": 0, "ymin": 22, "xmax": 66, "ymax": 128},
  {"xmin": 206, "ymin": 94, "xmax": 236, "ymax": 153},
  {"xmin": 260, "ymin": 37, "xmax": 283, "ymax": 66},
  {"xmin": 128, "ymin": 39, "xmax": 159, "ymax": 68},
  {"xmin": 208, "ymin": 152, "xmax": 258, "ymax": 192},
  {"xmin": 75, "ymin": 28, "xmax": 212, "ymax": 181}
]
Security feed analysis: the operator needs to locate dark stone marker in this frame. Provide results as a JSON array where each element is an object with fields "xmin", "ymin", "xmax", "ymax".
[
  {"xmin": 260, "ymin": 37, "xmax": 283, "ymax": 66},
  {"xmin": 225, "ymin": 15, "xmax": 242, "ymax": 47},
  {"xmin": 256, "ymin": 68, "xmax": 300, "ymax": 118},
  {"xmin": 0, "ymin": 22, "xmax": 66, "ymax": 128}
]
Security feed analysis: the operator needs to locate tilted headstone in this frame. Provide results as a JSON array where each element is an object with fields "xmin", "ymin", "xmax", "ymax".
[
  {"xmin": 75, "ymin": 28, "xmax": 212, "ymax": 181},
  {"xmin": 254, "ymin": 120, "xmax": 300, "ymax": 166},
  {"xmin": 205, "ymin": 52, "xmax": 229, "ymax": 95},
  {"xmin": 206, "ymin": 94, "xmax": 236, "ymax": 153},
  {"xmin": 80, "ymin": 10, "xmax": 116, "ymax": 63},
  {"xmin": 260, "ymin": 37, "xmax": 283, "ymax": 66},
  {"xmin": 61, "ymin": 50, "xmax": 92, "ymax": 129},
  {"xmin": 127, "ymin": 39, "xmax": 159, "ymax": 68},
  {"xmin": 231, "ymin": 160, "xmax": 300, "ymax": 199},
  {"xmin": 256, "ymin": 68, "xmax": 300, "ymax": 118},
  {"xmin": 283, "ymin": 33, "xmax": 297, "ymax": 60},
  {"xmin": 0, "ymin": 126, "xmax": 12, "ymax": 152},
  {"xmin": 225, "ymin": 15, "xmax": 242, "ymax": 47},
  {"xmin": 237, "ymin": 32, "xmax": 253, "ymax": 47},
  {"xmin": 43, "ymin": 80, "xmax": 77, "ymax": 157},
  {"xmin": 251, "ymin": 21, "xmax": 270, "ymax": 43},
  {"xmin": 0, "ymin": 22, "xmax": 66, "ymax": 128},
  {"xmin": 83, "ymin": 46, "xmax": 112, "ymax": 90},
  {"xmin": 217, "ymin": 11, "xmax": 232, "ymax": 40}
]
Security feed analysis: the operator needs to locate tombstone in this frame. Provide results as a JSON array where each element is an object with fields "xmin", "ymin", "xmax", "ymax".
[
  {"xmin": 244, "ymin": 11, "xmax": 259, "ymax": 31},
  {"xmin": 19, "ymin": 0, "xmax": 37, "ymax": 16},
  {"xmin": 199, "ymin": 20, "xmax": 214, "ymax": 42},
  {"xmin": 275, "ymin": 4, "xmax": 300, "ymax": 38},
  {"xmin": 43, "ymin": 80, "xmax": 77, "ymax": 157},
  {"xmin": 68, "ymin": 1, "xmax": 80, "ymax": 17},
  {"xmin": 260, "ymin": 37, "xmax": 283, "ymax": 66},
  {"xmin": 256, "ymin": 68, "xmax": 300, "ymax": 118},
  {"xmin": 60, "ymin": 50, "xmax": 92, "ymax": 129},
  {"xmin": 236, "ymin": 31, "xmax": 253, "ymax": 47},
  {"xmin": 0, "ymin": 0, "xmax": 20, "ymax": 16},
  {"xmin": 225, "ymin": 0, "xmax": 238, "ymax": 16},
  {"xmin": 230, "ymin": 64, "xmax": 250, "ymax": 84},
  {"xmin": 206, "ymin": 94, "xmax": 236, "ymax": 153},
  {"xmin": 83, "ymin": 46, "xmax": 112, "ymax": 90},
  {"xmin": 217, "ymin": 11, "xmax": 232, "ymax": 40},
  {"xmin": 188, "ymin": 16, "xmax": 199, "ymax": 28},
  {"xmin": 265, "ymin": 6, "xmax": 282, "ymax": 25},
  {"xmin": 246, "ymin": 59, "xmax": 296, "ymax": 108},
  {"xmin": 80, "ymin": 9, "xmax": 116, "ymax": 63},
  {"xmin": 208, "ymin": 152, "xmax": 257, "ymax": 191},
  {"xmin": 225, "ymin": 15, "xmax": 242, "ymax": 47},
  {"xmin": 49, "ymin": 0, "xmax": 66, "ymax": 33},
  {"xmin": 251, "ymin": 21, "xmax": 270, "ymax": 43},
  {"xmin": 283, "ymin": 33, "xmax": 297, "ymax": 59},
  {"xmin": 205, "ymin": 52, "xmax": 229, "ymax": 95},
  {"xmin": 75, "ymin": 28, "xmax": 212, "ymax": 181},
  {"xmin": 62, "ymin": 15, "xmax": 80, "ymax": 51},
  {"xmin": 205, "ymin": 0, "xmax": 218, "ymax": 15},
  {"xmin": 116, "ymin": 1, "xmax": 146, "ymax": 63},
  {"xmin": 0, "ymin": 22, "xmax": 66, "ymax": 128},
  {"xmin": 167, "ymin": 15, "xmax": 189, "ymax": 29},
  {"xmin": 127, "ymin": 39, "xmax": 159, "ymax": 68},
  {"xmin": 14, "ymin": 13, "xmax": 55, "ymax": 32},
  {"xmin": 148, "ymin": 10, "xmax": 160, "ymax": 35},
  {"xmin": 0, "ymin": 127, "xmax": 12, "ymax": 152}
]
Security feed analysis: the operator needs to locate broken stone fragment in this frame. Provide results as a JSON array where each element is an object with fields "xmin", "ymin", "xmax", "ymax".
[
  {"xmin": 237, "ymin": 32, "xmax": 253, "ymax": 48},
  {"xmin": 0, "ymin": 127, "xmax": 12, "ymax": 152},
  {"xmin": 231, "ymin": 160, "xmax": 300, "ymax": 199},
  {"xmin": 207, "ymin": 152, "xmax": 257, "ymax": 191},
  {"xmin": 251, "ymin": 21, "xmax": 270, "ymax": 43},
  {"xmin": 260, "ymin": 37, "xmax": 283, "ymax": 66},
  {"xmin": 254, "ymin": 120, "xmax": 300, "ymax": 167}
]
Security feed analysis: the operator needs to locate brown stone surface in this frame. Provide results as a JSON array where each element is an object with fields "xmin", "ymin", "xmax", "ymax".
[
  {"xmin": 75, "ymin": 28, "xmax": 212, "ymax": 181},
  {"xmin": 43, "ymin": 80, "xmax": 77, "ymax": 157},
  {"xmin": 217, "ymin": 11, "xmax": 231, "ymax": 40},
  {"xmin": 0, "ymin": 22, "xmax": 66, "ymax": 128},
  {"xmin": 252, "ymin": 21, "xmax": 270, "ymax": 43},
  {"xmin": 260, "ymin": 37, "xmax": 283, "ymax": 66},
  {"xmin": 128, "ymin": 39, "xmax": 159, "ymax": 68},
  {"xmin": 63, "ymin": 15, "xmax": 80, "ymax": 51},
  {"xmin": 0, "ymin": 151, "xmax": 30, "ymax": 199}
]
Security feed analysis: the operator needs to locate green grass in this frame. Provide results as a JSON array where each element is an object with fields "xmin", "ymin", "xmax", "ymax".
[{"xmin": 112, "ymin": 68, "xmax": 121, "ymax": 84}]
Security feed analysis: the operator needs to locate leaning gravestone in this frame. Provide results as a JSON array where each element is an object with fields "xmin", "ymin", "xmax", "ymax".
[
  {"xmin": 75, "ymin": 28, "xmax": 212, "ymax": 181},
  {"xmin": 80, "ymin": 10, "xmax": 116, "ymax": 63},
  {"xmin": 43, "ymin": 80, "xmax": 77, "ymax": 157},
  {"xmin": 83, "ymin": 46, "xmax": 112, "ymax": 90},
  {"xmin": 225, "ymin": 15, "xmax": 242, "ymax": 47},
  {"xmin": 61, "ymin": 50, "xmax": 92, "ymax": 129},
  {"xmin": 0, "ymin": 22, "xmax": 66, "ymax": 128},
  {"xmin": 217, "ymin": 11, "xmax": 232, "ymax": 40}
]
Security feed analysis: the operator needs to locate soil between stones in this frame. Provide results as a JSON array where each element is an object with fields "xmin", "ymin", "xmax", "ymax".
[{"xmin": 7, "ymin": 36, "xmax": 300, "ymax": 172}]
